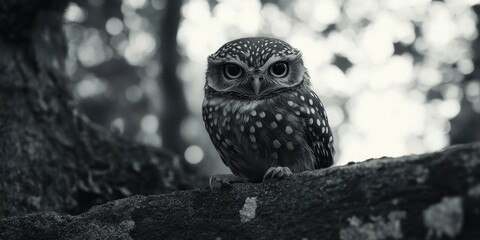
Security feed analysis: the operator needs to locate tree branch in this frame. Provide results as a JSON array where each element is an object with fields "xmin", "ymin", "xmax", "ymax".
[{"xmin": 1, "ymin": 143, "xmax": 479, "ymax": 239}]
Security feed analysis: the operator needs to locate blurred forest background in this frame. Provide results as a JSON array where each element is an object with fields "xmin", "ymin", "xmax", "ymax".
[{"xmin": 63, "ymin": 0, "xmax": 480, "ymax": 176}]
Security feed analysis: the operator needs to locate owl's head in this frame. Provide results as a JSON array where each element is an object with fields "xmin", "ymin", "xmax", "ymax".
[{"xmin": 205, "ymin": 37, "xmax": 309, "ymax": 99}]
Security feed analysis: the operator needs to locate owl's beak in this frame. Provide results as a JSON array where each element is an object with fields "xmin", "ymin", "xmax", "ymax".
[{"xmin": 251, "ymin": 76, "xmax": 262, "ymax": 95}]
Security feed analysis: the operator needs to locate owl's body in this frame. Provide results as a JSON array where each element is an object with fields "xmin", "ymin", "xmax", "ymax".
[{"xmin": 203, "ymin": 37, "xmax": 334, "ymax": 183}]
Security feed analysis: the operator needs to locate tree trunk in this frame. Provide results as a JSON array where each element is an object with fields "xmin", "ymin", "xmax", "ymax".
[
  {"xmin": 1, "ymin": 142, "xmax": 479, "ymax": 239},
  {"xmin": 0, "ymin": 0, "xmax": 202, "ymax": 218},
  {"xmin": 159, "ymin": 0, "xmax": 189, "ymax": 156}
]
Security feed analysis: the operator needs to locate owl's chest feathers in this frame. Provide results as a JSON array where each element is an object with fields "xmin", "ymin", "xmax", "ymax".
[
  {"xmin": 204, "ymin": 97, "xmax": 267, "ymax": 116},
  {"xmin": 203, "ymin": 90, "xmax": 329, "ymax": 179},
  {"xmin": 204, "ymin": 95, "xmax": 307, "ymax": 153},
  {"xmin": 205, "ymin": 97, "xmax": 281, "ymax": 131}
]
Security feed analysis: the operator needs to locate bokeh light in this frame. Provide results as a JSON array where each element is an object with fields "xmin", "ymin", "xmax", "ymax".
[
  {"xmin": 184, "ymin": 145, "xmax": 204, "ymax": 164},
  {"xmin": 64, "ymin": 0, "xmax": 480, "ymax": 175},
  {"xmin": 65, "ymin": 3, "xmax": 86, "ymax": 23}
]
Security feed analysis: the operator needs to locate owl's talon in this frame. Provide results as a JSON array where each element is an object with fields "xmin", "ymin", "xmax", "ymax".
[
  {"xmin": 209, "ymin": 174, "xmax": 246, "ymax": 190},
  {"xmin": 263, "ymin": 166, "xmax": 292, "ymax": 182},
  {"xmin": 271, "ymin": 167, "xmax": 282, "ymax": 179},
  {"xmin": 274, "ymin": 167, "xmax": 285, "ymax": 178},
  {"xmin": 263, "ymin": 167, "xmax": 277, "ymax": 181}
]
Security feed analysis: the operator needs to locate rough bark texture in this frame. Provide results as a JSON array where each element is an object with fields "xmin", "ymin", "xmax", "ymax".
[
  {"xmin": 0, "ymin": 0, "xmax": 202, "ymax": 218},
  {"xmin": 1, "ymin": 142, "xmax": 479, "ymax": 239}
]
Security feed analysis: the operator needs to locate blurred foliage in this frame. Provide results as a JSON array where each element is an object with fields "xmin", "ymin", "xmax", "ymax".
[{"xmin": 63, "ymin": 0, "xmax": 480, "ymax": 176}]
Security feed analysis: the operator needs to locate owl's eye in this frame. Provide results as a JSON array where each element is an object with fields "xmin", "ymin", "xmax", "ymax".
[
  {"xmin": 269, "ymin": 62, "xmax": 289, "ymax": 78},
  {"xmin": 224, "ymin": 64, "xmax": 243, "ymax": 79}
]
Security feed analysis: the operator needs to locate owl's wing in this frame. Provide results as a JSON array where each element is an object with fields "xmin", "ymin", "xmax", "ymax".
[
  {"xmin": 209, "ymin": 127, "xmax": 257, "ymax": 179},
  {"xmin": 202, "ymin": 104, "xmax": 249, "ymax": 177},
  {"xmin": 298, "ymin": 90, "xmax": 335, "ymax": 168},
  {"xmin": 209, "ymin": 128, "xmax": 242, "ymax": 169}
]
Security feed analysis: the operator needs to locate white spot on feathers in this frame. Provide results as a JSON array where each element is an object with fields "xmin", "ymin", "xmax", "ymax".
[
  {"xmin": 287, "ymin": 142, "xmax": 294, "ymax": 150},
  {"xmin": 275, "ymin": 114, "xmax": 283, "ymax": 121},
  {"xmin": 285, "ymin": 126, "xmax": 293, "ymax": 134},
  {"xmin": 273, "ymin": 139, "xmax": 281, "ymax": 148}
]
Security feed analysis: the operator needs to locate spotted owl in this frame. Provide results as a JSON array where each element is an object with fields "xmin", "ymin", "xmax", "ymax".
[{"xmin": 203, "ymin": 37, "xmax": 334, "ymax": 185}]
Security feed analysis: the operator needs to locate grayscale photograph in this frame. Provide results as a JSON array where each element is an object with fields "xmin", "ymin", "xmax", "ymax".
[{"xmin": 0, "ymin": 0, "xmax": 479, "ymax": 239}]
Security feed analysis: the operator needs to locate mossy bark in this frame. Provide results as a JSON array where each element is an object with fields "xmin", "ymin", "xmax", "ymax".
[
  {"xmin": 0, "ymin": 0, "xmax": 202, "ymax": 218},
  {"xmin": 1, "ymin": 143, "xmax": 479, "ymax": 239}
]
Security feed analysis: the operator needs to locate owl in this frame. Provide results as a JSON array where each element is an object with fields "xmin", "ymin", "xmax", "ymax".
[{"xmin": 202, "ymin": 37, "xmax": 334, "ymax": 187}]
